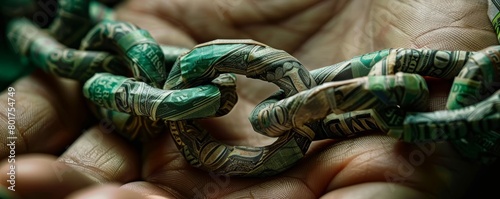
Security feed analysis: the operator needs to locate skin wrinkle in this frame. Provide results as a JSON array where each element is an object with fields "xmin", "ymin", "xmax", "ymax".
[
  {"xmin": 255, "ymin": 0, "xmax": 345, "ymax": 53},
  {"xmin": 320, "ymin": 147, "xmax": 371, "ymax": 190},
  {"xmin": 288, "ymin": 176, "xmax": 321, "ymax": 198},
  {"xmin": 321, "ymin": 136, "xmax": 441, "ymax": 191},
  {"xmin": 147, "ymin": 169, "xmax": 203, "ymax": 198},
  {"xmin": 7, "ymin": 74, "xmax": 86, "ymax": 155},
  {"xmin": 97, "ymin": 146, "xmax": 130, "ymax": 180},
  {"xmin": 371, "ymin": 3, "xmax": 411, "ymax": 39},
  {"xmin": 294, "ymin": 1, "xmax": 372, "ymax": 67},
  {"xmin": 220, "ymin": 0, "xmax": 327, "ymax": 24},
  {"xmin": 147, "ymin": 0, "xmax": 350, "ymax": 52},
  {"xmin": 152, "ymin": 182, "xmax": 185, "ymax": 199},
  {"xmin": 222, "ymin": 177, "xmax": 316, "ymax": 199},
  {"xmin": 414, "ymin": 28, "xmax": 498, "ymax": 50},
  {"xmin": 323, "ymin": 182, "xmax": 436, "ymax": 199},
  {"xmin": 153, "ymin": 1, "xmax": 198, "ymax": 40},
  {"xmin": 329, "ymin": 151, "xmax": 393, "ymax": 189},
  {"xmin": 141, "ymin": 133, "xmax": 185, "ymax": 177},
  {"xmin": 0, "ymin": 100, "xmax": 25, "ymax": 155},
  {"xmin": 285, "ymin": 140, "xmax": 360, "ymax": 195},
  {"xmin": 3, "ymin": 0, "xmax": 498, "ymax": 198},
  {"xmin": 61, "ymin": 157, "xmax": 111, "ymax": 183},
  {"xmin": 4, "ymin": 90, "xmax": 60, "ymax": 154},
  {"xmin": 250, "ymin": 0, "xmax": 323, "ymax": 23},
  {"xmin": 58, "ymin": 129, "xmax": 141, "ymax": 183},
  {"xmin": 112, "ymin": 156, "xmax": 127, "ymax": 179},
  {"xmin": 366, "ymin": 0, "xmax": 376, "ymax": 52}
]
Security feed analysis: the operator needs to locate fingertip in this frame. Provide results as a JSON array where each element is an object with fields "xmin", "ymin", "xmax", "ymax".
[
  {"xmin": 58, "ymin": 126, "xmax": 141, "ymax": 183},
  {"xmin": 0, "ymin": 154, "xmax": 95, "ymax": 199},
  {"xmin": 0, "ymin": 72, "xmax": 89, "ymax": 159},
  {"xmin": 66, "ymin": 184, "xmax": 144, "ymax": 199}
]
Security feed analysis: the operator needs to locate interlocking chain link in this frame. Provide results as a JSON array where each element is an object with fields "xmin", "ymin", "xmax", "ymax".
[{"xmin": 4, "ymin": 0, "xmax": 500, "ymax": 176}]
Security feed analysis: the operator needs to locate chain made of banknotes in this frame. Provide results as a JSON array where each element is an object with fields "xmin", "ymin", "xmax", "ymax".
[{"xmin": 4, "ymin": 0, "xmax": 500, "ymax": 177}]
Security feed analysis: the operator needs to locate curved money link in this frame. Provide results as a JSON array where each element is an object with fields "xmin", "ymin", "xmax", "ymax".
[
  {"xmin": 488, "ymin": 0, "xmax": 500, "ymax": 43},
  {"xmin": 87, "ymin": 102, "xmax": 166, "ymax": 141},
  {"xmin": 84, "ymin": 72, "xmax": 238, "ymax": 120},
  {"xmin": 306, "ymin": 48, "xmax": 471, "ymax": 84},
  {"xmin": 84, "ymin": 43, "xmax": 190, "ymax": 139},
  {"xmin": 250, "ymin": 73, "xmax": 428, "ymax": 137},
  {"xmin": 251, "ymin": 47, "xmax": 469, "ymax": 138},
  {"xmin": 446, "ymin": 45, "xmax": 500, "ymax": 110},
  {"xmin": 167, "ymin": 120, "xmax": 312, "ymax": 177},
  {"xmin": 5, "ymin": 0, "xmax": 169, "ymax": 141},
  {"xmin": 444, "ymin": 44, "xmax": 500, "ymax": 164},
  {"xmin": 389, "ymin": 90, "xmax": 499, "ymax": 145},
  {"xmin": 80, "ymin": 20, "xmax": 167, "ymax": 87},
  {"xmin": 6, "ymin": 18, "xmax": 127, "ymax": 82},
  {"xmin": 164, "ymin": 39, "xmax": 317, "ymax": 95},
  {"xmin": 48, "ymin": 0, "xmax": 92, "ymax": 48},
  {"xmin": 314, "ymin": 107, "xmax": 406, "ymax": 140},
  {"xmin": 367, "ymin": 48, "xmax": 472, "ymax": 79},
  {"xmin": 164, "ymin": 39, "xmax": 316, "ymax": 177},
  {"xmin": 455, "ymin": 2, "xmax": 500, "ymax": 164}
]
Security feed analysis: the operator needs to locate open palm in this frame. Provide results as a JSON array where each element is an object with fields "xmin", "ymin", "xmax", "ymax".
[{"xmin": 1, "ymin": 0, "xmax": 497, "ymax": 198}]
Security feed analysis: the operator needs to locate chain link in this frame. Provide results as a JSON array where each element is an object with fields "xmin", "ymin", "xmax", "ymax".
[{"xmin": 4, "ymin": 0, "xmax": 500, "ymax": 176}]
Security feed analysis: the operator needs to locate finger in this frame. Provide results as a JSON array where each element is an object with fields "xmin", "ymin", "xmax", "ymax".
[
  {"xmin": 0, "ymin": 154, "xmax": 95, "ymax": 199},
  {"xmin": 288, "ymin": 135, "xmax": 479, "ymax": 198},
  {"xmin": 121, "ymin": 181, "xmax": 180, "ymax": 199},
  {"xmin": 320, "ymin": 182, "xmax": 429, "ymax": 199},
  {"xmin": 57, "ymin": 126, "xmax": 141, "ymax": 183},
  {"xmin": 66, "ymin": 184, "xmax": 144, "ymax": 199},
  {"xmin": 0, "ymin": 71, "xmax": 89, "ymax": 159}
]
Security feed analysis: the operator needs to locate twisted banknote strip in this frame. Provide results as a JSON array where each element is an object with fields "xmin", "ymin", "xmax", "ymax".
[
  {"xmin": 5, "ymin": 0, "xmax": 190, "ymax": 141},
  {"xmin": 5, "ymin": 0, "xmax": 500, "ymax": 177}
]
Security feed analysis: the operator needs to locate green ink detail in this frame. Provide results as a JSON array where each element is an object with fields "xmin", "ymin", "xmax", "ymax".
[
  {"xmin": 352, "ymin": 49, "xmax": 391, "ymax": 77},
  {"xmin": 179, "ymin": 44, "xmax": 243, "ymax": 82}
]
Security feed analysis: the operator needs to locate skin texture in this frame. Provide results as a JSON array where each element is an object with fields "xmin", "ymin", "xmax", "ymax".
[{"xmin": 0, "ymin": 0, "xmax": 497, "ymax": 198}]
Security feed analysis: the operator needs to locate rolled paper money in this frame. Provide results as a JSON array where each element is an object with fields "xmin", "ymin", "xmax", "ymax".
[
  {"xmin": 90, "ymin": 1, "xmax": 115, "ymax": 22},
  {"xmin": 250, "ymin": 46, "xmax": 466, "ymax": 138},
  {"xmin": 368, "ymin": 48, "xmax": 471, "ymax": 79},
  {"xmin": 446, "ymin": 45, "xmax": 500, "ymax": 109},
  {"xmin": 310, "ymin": 49, "xmax": 391, "ymax": 82},
  {"xmin": 457, "ymin": 0, "xmax": 500, "ymax": 163},
  {"xmin": 250, "ymin": 73, "xmax": 428, "ymax": 137},
  {"xmin": 168, "ymin": 120, "xmax": 311, "ymax": 177},
  {"xmin": 488, "ymin": 0, "xmax": 500, "ymax": 42},
  {"xmin": 83, "ymin": 72, "xmax": 237, "ymax": 120},
  {"xmin": 389, "ymin": 90, "xmax": 500, "ymax": 143},
  {"xmin": 7, "ymin": 18, "xmax": 127, "ymax": 81},
  {"xmin": 80, "ymin": 20, "xmax": 167, "ymax": 87},
  {"xmin": 308, "ymin": 48, "xmax": 472, "ymax": 84},
  {"xmin": 164, "ymin": 39, "xmax": 317, "ymax": 96},
  {"xmin": 48, "ymin": 0, "xmax": 92, "ymax": 48},
  {"xmin": 165, "ymin": 39, "xmax": 316, "ymax": 177},
  {"xmin": 87, "ymin": 102, "xmax": 166, "ymax": 141},
  {"xmin": 452, "ymin": 130, "xmax": 500, "ymax": 164},
  {"xmin": 315, "ymin": 107, "xmax": 405, "ymax": 140}
]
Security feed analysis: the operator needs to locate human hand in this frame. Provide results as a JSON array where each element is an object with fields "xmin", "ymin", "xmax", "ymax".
[{"xmin": 1, "ymin": 0, "xmax": 497, "ymax": 198}]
